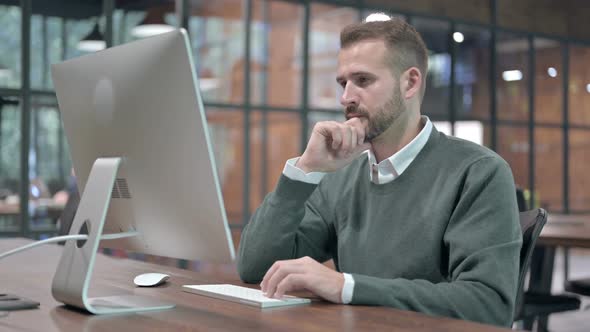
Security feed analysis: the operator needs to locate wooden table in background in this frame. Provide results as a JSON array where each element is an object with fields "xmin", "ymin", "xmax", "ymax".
[
  {"xmin": 530, "ymin": 214, "xmax": 590, "ymax": 292},
  {"xmin": 0, "ymin": 201, "xmax": 65, "ymax": 220},
  {"xmin": 0, "ymin": 238, "xmax": 513, "ymax": 332},
  {"xmin": 538, "ymin": 213, "xmax": 590, "ymax": 248}
]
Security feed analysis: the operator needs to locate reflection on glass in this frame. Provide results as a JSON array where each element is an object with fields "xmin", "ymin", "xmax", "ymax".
[
  {"xmin": 250, "ymin": 111, "xmax": 301, "ymax": 211},
  {"xmin": 77, "ymin": 20, "xmax": 106, "ymax": 53},
  {"xmin": 31, "ymin": 96, "xmax": 70, "ymax": 187},
  {"xmin": 251, "ymin": 0, "xmax": 303, "ymax": 107},
  {"xmin": 496, "ymin": 33, "xmax": 529, "ymax": 122},
  {"xmin": 568, "ymin": 45, "xmax": 590, "ymax": 126},
  {"xmin": 28, "ymin": 96, "xmax": 71, "ymax": 233},
  {"xmin": 115, "ymin": 1, "xmax": 177, "ymax": 43},
  {"xmin": 455, "ymin": 25, "xmax": 490, "ymax": 120},
  {"xmin": 497, "ymin": 125, "xmax": 529, "ymax": 190},
  {"xmin": 364, "ymin": 0, "xmax": 489, "ymax": 24},
  {"xmin": 534, "ymin": 128, "xmax": 563, "ymax": 211},
  {"xmin": 364, "ymin": 12, "xmax": 391, "ymax": 22},
  {"xmin": 31, "ymin": 15, "xmax": 64, "ymax": 90},
  {"xmin": 190, "ymin": 0, "xmax": 243, "ymax": 104},
  {"xmin": 131, "ymin": 6, "xmax": 175, "ymax": 38},
  {"xmin": 64, "ymin": 19, "xmax": 96, "ymax": 60},
  {"xmin": 569, "ymin": 129, "xmax": 590, "ymax": 211},
  {"xmin": 0, "ymin": 101, "xmax": 21, "ymax": 232},
  {"xmin": 0, "ymin": 100, "xmax": 21, "ymax": 184},
  {"xmin": 360, "ymin": 10, "xmax": 405, "ymax": 23},
  {"xmin": 0, "ymin": 5, "xmax": 21, "ymax": 88},
  {"xmin": 432, "ymin": 120, "xmax": 484, "ymax": 146},
  {"xmin": 206, "ymin": 109, "xmax": 244, "ymax": 225},
  {"xmin": 309, "ymin": 4, "xmax": 359, "ymax": 109},
  {"xmin": 413, "ymin": 17, "xmax": 450, "ymax": 119},
  {"xmin": 534, "ymin": 38, "xmax": 563, "ymax": 124}
]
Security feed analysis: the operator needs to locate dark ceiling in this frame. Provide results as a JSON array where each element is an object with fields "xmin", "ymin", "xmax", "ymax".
[{"xmin": 0, "ymin": 0, "xmax": 175, "ymax": 19}]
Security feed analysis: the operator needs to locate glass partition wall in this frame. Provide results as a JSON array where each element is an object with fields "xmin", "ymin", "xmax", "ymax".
[{"xmin": 2, "ymin": 0, "xmax": 590, "ymax": 242}]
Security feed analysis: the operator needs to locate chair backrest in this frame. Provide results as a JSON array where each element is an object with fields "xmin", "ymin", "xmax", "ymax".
[{"xmin": 514, "ymin": 208, "xmax": 547, "ymax": 317}]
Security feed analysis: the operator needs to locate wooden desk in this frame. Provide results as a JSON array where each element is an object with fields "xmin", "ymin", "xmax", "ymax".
[
  {"xmin": 531, "ymin": 213, "xmax": 590, "ymax": 289},
  {"xmin": 0, "ymin": 238, "xmax": 512, "ymax": 332},
  {"xmin": 531, "ymin": 214, "xmax": 590, "ymax": 291},
  {"xmin": 538, "ymin": 213, "xmax": 590, "ymax": 248}
]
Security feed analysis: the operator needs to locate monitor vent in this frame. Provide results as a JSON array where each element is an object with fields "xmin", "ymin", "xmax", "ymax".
[
  {"xmin": 116, "ymin": 178, "xmax": 131, "ymax": 199},
  {"xmin": 111, "ymin": 178, "xmax": 131, "ymax": 199},
  {"xmin": 111, "ymin": 185, "xmax": 120, "ymax": 199}
]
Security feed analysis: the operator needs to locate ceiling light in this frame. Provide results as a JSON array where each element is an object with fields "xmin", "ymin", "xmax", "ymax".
[
  {"xmin": 587, "ymin": 84, "xmax": 590, "ymax": 93},
  {"xmin": 131, "ymin": 9, "xmax": 175, "ymax": 38},
  {"xmin": 77, "ymin": 22, "xmax": 106, "ymax": 52},
  {"xmin": 502, "ymin": 70, "xmax": 523, "ymax": 82},
  {"xmin": 547, "ymin": 67, "xmax": 557, "ymax": 78},
  {"xmin": 453, "ymin": 32, "xmax": 464, "ymax": 43},
  {"xmin": 365, "ymin": 13, "xmax": 391, "ymax": 22}
]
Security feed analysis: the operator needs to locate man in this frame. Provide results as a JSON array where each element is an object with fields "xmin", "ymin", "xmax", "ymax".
[{"xmin": 237, "ymin": 17, "xmax": 521, "ymax": 327}]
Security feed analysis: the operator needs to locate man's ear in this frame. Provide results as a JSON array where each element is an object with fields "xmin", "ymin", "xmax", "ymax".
[{"xmin": 400, "ymin": 67, "xmax": 422, "ymax": 99}]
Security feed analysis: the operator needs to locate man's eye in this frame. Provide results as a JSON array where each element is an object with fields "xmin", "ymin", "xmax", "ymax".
[{"xmin": 357, "ymin": 77, "xmax": 369, "ymax": 86}]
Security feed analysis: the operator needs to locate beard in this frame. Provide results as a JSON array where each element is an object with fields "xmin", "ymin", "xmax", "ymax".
[{"xmin": 345, "ymin": 87, "xmax": 405, "ymax": 142}]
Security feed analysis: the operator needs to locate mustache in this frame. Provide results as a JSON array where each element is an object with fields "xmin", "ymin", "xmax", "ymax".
[{"xmin": 345, "ymin": 106, "xmax": 369, "ymax": 119}]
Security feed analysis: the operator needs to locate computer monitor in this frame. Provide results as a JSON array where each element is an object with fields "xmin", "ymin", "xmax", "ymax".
[{"xmin": 50, "ymin": 29, "xmax": 235, "ymax": 315}]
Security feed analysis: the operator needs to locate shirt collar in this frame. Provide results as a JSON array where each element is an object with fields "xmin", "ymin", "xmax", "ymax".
[{"xmin": 367, "ymin": 116, "xmax": 432, "ymax": 179}]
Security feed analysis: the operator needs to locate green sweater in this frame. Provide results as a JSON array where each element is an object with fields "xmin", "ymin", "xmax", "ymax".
[{"xmin": 237, "ymin": 127, "xmax": 522, "ymax": 327}]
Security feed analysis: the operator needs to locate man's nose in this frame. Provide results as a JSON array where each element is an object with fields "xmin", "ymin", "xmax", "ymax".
[{"xmin": 340, "ymin": 82, "xmax": 359, "ymax": 107}]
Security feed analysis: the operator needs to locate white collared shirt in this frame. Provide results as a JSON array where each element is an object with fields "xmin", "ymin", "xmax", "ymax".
[{"xmin": 282, "ymin": 116, "xmax": 433, "ymax": 303}]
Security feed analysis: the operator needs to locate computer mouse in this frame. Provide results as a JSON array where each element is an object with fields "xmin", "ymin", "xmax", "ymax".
[{"xmin": 133, "ymin": 273, "xmax": 170, "ymax": 287}]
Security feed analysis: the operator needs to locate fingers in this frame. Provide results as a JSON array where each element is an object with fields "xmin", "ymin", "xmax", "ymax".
[
  {"xmin": 339, "ymin": 125, "xmax": 353, "ymax": 153},
  {"xmin": 275, "ymin": 274, "xmax": 307, "ymax": 298},
  {"xmin": 261, "ymin": 257, "xmax": 315, "ymax": 299},
  {"xmin": 259, "ymin": 257, "xmax": 344, "ymax": 303},
  {"xmin": 262, "ymin": 261, "xmax": 305, "ymax": 298},
  {"xmin": 300, "ymin": 118, "xmax": 370, "ymax": 173},
  {"xmin": 344, "ymin": 117, "xmax": 368, "ymax": 145},
  {"xmin": 350, "ymin": 127, "xmax": 358, "ymax": 151},
  {"xmin": 327, "ymin": 123, "xmax": 343, "ymax": 151},
  {"xmin": 317, "ymin": 120, "xmax": 367, "ymax": 155},
  {"xmin": 260, "ymin": 262, "xmax": 279, "ymax": 292}
]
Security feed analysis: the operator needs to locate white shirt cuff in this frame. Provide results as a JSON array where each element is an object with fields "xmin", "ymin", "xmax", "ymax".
[
  {"xmin": 282, "ymin": 157, "xmax": 326, "ymax": 185},
  {"xmin": 341, "ymin": 273, "xmax": 355, "ymax": 304}
]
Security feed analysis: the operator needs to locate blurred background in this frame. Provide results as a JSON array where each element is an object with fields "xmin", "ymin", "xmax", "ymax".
[
  {"xmin": 1, "ymin": 0, "xmax": 589, "ymax": 237},
  {"xmin": 2, "ymin": 1, "xmax": 590, "ymax": 330}
]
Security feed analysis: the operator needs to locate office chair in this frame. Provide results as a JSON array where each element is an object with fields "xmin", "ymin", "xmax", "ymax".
[
  {"xmin": 513, "ymin": 193, "xmax": 581, "ymax": 331},
  {"xmin": 514, "ymin": 209, "xmax": 548, "ymax": 320},
  {"xmin": 563, "ymin": 247, "xmax": 590, "ymax": 302}
]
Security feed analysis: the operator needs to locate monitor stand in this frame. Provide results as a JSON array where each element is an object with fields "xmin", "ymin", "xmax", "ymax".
[{"xmin": 51, "ymin": 157, "xmax": 175, "ymax": 315}]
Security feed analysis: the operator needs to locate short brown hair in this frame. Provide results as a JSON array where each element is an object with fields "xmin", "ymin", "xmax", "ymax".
[{"xmin": 340, "ymin": 18, "xmax": 428, "ymax": 96}]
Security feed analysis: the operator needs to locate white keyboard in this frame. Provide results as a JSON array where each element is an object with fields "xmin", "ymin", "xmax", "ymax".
[{"xmin": 182, "ymin": 284, "xmax": 311, "ymax": 308}]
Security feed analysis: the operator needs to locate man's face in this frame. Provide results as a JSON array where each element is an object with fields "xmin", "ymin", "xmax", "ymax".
[{"xmin": 336, "ymin": 39, "xmax": 405, "ymax": 141}]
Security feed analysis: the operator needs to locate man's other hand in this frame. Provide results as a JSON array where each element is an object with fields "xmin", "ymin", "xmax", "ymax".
[
  {"xmin": 297, "ymin": 117, "xmax": 371, "ymax": 173},
  {"xmin": 260, "ymin": 256, "xmax": 344, "ymax": 303}
]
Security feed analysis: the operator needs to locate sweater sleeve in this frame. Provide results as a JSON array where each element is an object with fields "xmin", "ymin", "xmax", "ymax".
[
  {"xmin": 237, "ymin": 174, "xmax": 336, "ymax": 283},
  {"xmin": 350, "ymin": 156, "xmax": 522, "ymax": 327}
]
